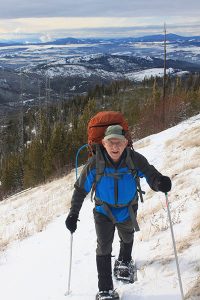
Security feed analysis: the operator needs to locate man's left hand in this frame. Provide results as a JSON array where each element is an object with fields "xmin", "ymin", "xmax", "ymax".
[{"xmin": 158, "ymin": 176, "xmax": 172, "ymax": 193}]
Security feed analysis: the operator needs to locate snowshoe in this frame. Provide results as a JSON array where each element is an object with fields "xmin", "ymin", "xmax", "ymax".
[
  {"xmin": 114, "ymin": 259, "xmax": 136, "ymax": 283},
  {"xmin": 113, "ymin": 259, "xmax": 122, "ymax": 277},
  {"xmin": 96, "ymin": 290, "xmax": 120, "ymax": 300}
]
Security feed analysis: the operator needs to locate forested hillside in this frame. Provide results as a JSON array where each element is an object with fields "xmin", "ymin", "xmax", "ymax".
[{"xmin": 0, "ymin": 73, "xmax": 200, "ymax": 199}]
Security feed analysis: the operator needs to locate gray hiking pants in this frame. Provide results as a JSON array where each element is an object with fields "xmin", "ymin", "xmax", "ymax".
[{"xmin": 93, "ymin": 208, "xmax": 137, "ymax": 256}]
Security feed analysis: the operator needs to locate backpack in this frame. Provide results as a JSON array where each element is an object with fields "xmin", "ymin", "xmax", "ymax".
[
  {"xmin": 87, "ymin": 111, "xmax": 133, "ymax": 155},
  {"xmin": 88, "ymin": 110, "xmax": 144, "ymax": 206}
]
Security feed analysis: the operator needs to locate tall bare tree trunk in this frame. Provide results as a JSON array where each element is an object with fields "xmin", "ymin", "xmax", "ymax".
[{"xmin": 163, "ymin": 23, "xmax": 167, "ymax": 128}]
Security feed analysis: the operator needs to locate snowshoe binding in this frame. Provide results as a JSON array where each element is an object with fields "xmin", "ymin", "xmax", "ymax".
[
  {"xmin": 96, "ymin": 290, "xmax": 120, "ymax": 300},
  {"xmin": 114, "ymin": 259, "xmax": 136, "ymax": 283}
]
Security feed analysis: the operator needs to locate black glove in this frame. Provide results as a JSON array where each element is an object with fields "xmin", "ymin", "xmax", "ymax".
[
  {"xmin": 158, "ymin": 176, "xmax": 172, "ymax": 193},
  {"xmin": 65, "ymin": 213, "xmax": 79, "ymax": 233}
]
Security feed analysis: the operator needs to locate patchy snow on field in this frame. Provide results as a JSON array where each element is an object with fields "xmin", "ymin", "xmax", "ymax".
[
  {"xmin": 126, "ymin": 67, "xmax": 174, "ymax": 81},
  {"xmin": 0, "ymin": 114, "xmax": 200, "ymax": 300}
]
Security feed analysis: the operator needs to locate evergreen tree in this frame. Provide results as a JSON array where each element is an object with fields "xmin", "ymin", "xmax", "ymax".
[
  {"xmin": 2, "ymin": 119, "xmax": 21, "ymax": 154},
  {"xmin": 39, "ymin": 112, "xmax": 51, "ymax": 149},
  {"xmin": 44, "ymin": 123, "xmax": 68, "ymax": 178},
  {"xmin": 23, "ymin": 139, "xmax": 45, "ymax": 188},
  {"xmin": 1, "ymin": 154, "xmax": 23, "ymax": 195}
]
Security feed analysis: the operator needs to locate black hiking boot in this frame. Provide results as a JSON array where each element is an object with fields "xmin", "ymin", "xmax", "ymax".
[{"xmin": 96, "ymin": 290, "xmax": 120, "ymax": 300}]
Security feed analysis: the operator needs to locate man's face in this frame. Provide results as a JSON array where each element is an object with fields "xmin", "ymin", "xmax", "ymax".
[{"xmin": 102, "ymin": 138, "xmax": 128, "ymax": 162}]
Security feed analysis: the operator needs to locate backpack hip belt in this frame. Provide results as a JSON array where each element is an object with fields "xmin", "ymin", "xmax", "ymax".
[{"xmin": 94, "ymin": 195, "xmax": 140, "ymax": 232}]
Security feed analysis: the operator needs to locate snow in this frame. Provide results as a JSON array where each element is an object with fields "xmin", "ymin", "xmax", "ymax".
[
  {"xmin": 0, "ymin": 114, "xmax": 200, "ymax": 300},
  {"xmin": 126, "ymin": 68, "xmax": 174, "ymax": 81},
  {"xmin": 34, "ymin": 64, "xmax": 177, "ymax": 81},
  {"xmin": 67, "ymin": 53, "xmax": 103, "ymax": 64},
  {"xmin": 43, "ymin": 65, "xmax": 93, "ymax": 78},
  {"xmin": 0, "ymin": 44, "xmax": 98, "ymax": 51},
  {"xmin": 37, "ymin": 64, "xmax": 123, "ymax": 79}
]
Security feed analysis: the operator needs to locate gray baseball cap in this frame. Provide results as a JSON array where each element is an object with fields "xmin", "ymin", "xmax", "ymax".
[{"xmin": 103, "ymin": 125, "xmax": 126, "ymax": 141}]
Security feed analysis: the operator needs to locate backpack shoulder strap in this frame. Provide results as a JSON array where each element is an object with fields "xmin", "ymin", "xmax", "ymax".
[
  {"xmin": 125, "ymin": 147, "xmax": 145, "ymax": 203},
  {"xmin": 125, "ymin": 147, "xmax": 137, "ymax": 175},
  {"xmin": 90, "ymin": 144, "xmax": 105, "ymax": 201},
  {"xmin": 95, "ymin": 144, "xmax": 106, "ymax": 183}
]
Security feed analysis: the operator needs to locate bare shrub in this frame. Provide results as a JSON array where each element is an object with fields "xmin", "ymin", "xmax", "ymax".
[
  {"xmin": 34, "ymin": 217, "xmax": 48, "ymax": 233},
  {"xmin": 137, "ymin": 200, "xmax": 163, "ymax": 225},
  {"xmin": 17, "ymin": 226, "xmax": 30, "ymax": 241},
  {"xmin": 0, "ymin": 237, "xmax": 10, "ymax": 252}
]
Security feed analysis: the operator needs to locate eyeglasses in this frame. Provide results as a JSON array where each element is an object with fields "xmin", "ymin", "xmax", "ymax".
[{"xmin": 104, "ymin": 140, "xmax": 126, "ymax": 148}]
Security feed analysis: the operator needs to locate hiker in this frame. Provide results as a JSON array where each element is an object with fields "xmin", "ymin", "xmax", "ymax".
[{"xmin": 65, "ymin": 124, "xmax": 171, "ymax": 300}]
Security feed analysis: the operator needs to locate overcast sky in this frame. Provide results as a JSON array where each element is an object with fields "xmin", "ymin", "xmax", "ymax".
[{"xmin": 0, "ymin": 0, "xmax": 200, "ymax": 41}]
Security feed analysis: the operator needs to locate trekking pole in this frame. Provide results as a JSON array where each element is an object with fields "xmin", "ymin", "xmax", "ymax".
[
  {"xmin": 65, "ymin": 233, "xmax": 73, "ymax": 296},
  {"xmin": 65, "ymin": 145, "xmax": 87, "ymax": 296},
  {"xmin": 65, "ymin": 144, "xmax": 88, "ymax": 296},
  {"xmin": 165, "ymin": 193, "xmax": 184, "ymax": 300}
]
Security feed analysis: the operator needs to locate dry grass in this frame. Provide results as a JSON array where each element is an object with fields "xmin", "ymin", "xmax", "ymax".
[
  {"xmin": 156, "ymin": 256, "xmax": 174, "ymax": 266},
  {"xmin": 176, "ymin": 209, "xmax": 200, "ymax": 253},
  {"xmin": 17, "ymin": 226, "xmax": 30, "ymax": 241},
  {"xmin": 185, "ymin": 277, "xmax": 200, "ymax": 300},
  {"xmin": 191, "ymin": 211, "xmax": 200, "ymax": 238},
  {"xmin": 137, "ymin": 200, "xmax": 163, "ymax": 225},
  {"xmin": 181, "ymin": 126, "xmax": 200, "ymax": 148},
  {"xmin": 163, "ymin": 125, "xmax": 200, "ymax": 192},
  {"xmin": 133, "ymin": 137, "xmax": 151, "ymax": 149},
  {"xmin": 0, "ymin": 238, "xmax": 10, "ymax": 252},
  {"xmin": 0, "ymin": 174, "xmax": 74, "ymax": 252},
  {"xmin": 165, "ymin": 138, "xmax": 176, "ymax": 148},
  {"xmin": 142, "ymin": 255, "xmax": 174, "ymax": 267},
  {"xmin": 176, "ymin": 238, "xmax": 191, "ymax": 253}
]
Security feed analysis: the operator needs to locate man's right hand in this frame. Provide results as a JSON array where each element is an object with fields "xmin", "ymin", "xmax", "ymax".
[{"xmin": 65, "ymin": 213, "xmax": 79, "ymax": 233}]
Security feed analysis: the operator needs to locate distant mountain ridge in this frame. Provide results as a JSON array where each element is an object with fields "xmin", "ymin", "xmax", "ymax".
[
  {"xmin": 130, "ymin": 33, "xmax": 200, "ymax": 42},
  {"xmin": 1, "ymin": 33, "xmax": 200, "ymax": 46}
]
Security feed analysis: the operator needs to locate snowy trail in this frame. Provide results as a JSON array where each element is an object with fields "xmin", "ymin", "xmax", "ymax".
[{"xmin": 0, "ymin": 198, "xmax": 182, "ymax": 300}]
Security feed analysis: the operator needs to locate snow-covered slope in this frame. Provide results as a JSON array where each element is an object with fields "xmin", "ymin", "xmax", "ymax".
[{"xmin": 0, "ymin": 114, "xmax": 200, "ymax": 300}]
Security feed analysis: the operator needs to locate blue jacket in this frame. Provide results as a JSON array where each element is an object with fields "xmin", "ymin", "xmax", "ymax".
[{"xmin": 70, "ymin": 147, "xmax": 162, "ymax": 223}]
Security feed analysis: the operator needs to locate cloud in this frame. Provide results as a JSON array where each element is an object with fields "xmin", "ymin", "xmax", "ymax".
[
  {"xmin": 39, "ymin": 34, "xmax": 53, "ymax": 42},
  {"xmin": 0, "ymin": 1, "xmax": 200, "ymax": 41},
  {"xmin": 0, "ymin": 0, "xmax": 200, "ymax": 19},
  {"xmin": 1, "ymin": 20, "xmax": 200, "ymax": 41}
]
